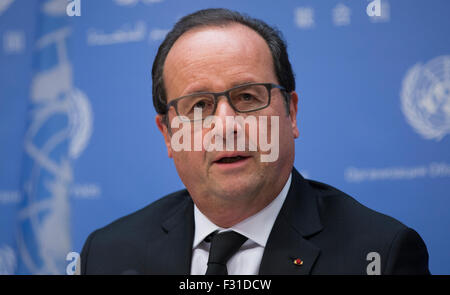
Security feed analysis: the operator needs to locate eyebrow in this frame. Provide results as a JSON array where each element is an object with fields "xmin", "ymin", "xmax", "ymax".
[{"xmin": 185, "ymin": 80, "xmax": 258, "ymax": 95}]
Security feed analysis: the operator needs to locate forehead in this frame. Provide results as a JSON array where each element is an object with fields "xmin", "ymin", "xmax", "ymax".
[{"xmin": 163, "ymin": 23, "xmax": 276, "ymax": 98}]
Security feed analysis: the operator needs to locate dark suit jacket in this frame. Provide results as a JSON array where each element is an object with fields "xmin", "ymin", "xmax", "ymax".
[{"xmin": 80, "ymin": 168, "xmax": 430, "ymax": 275}]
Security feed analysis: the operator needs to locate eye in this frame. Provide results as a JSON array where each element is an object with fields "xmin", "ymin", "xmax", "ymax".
[
  {"xmin": 194, "ymin": 100, "xmax": 207, "ymax": 109},
  {"xmin": 239, "ymin": 93, "xmax": 257, "ymax": 101},
  {"xmin": 188, "ymin": 97, "xmax": 214, "ymax": 112}
]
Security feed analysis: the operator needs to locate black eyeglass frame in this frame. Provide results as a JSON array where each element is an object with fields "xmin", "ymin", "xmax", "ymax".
[{"xmin": 164, "ymin": 82, "xmax": 288, "ymax": 121}]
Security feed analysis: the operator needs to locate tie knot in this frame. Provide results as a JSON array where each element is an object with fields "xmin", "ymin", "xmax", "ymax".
[{"xmin": 205, "ymin": 231, "xmax": 248, "ymax": 275}]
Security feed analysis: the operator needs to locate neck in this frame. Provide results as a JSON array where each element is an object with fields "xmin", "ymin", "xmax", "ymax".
[{"xmin": 195, "ymin": 172, "xmax": 291, "ymax": 228}]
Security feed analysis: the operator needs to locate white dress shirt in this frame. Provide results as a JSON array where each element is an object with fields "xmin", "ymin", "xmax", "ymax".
[{"xmin": 190, "ymin": 173, "xmax": 292, "ymax": 275}]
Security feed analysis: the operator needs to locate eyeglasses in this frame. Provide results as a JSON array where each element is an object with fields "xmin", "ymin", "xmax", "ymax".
[{"xmin": 165, "ymin": 82, "xmax": 287, "ymax": 121}]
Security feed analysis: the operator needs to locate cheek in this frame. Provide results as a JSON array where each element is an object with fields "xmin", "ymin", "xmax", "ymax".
[
  {"xmin": 256, "ymin": 104, "xmax": 292, "ymax": 143},
  {"xmin": 172, "ymin": 148, "xmax": 207, "ymax": 180},
  {"xmin": 173, "ymin": 150, "xmax": 202, "ymax": 167},
  {"xmin": 172, "ymin": 150, "xmax": 209, "ymax": 193},
  {"xmin": 280, "ymin": 121, "xmax": 297, "ymax": 164}
]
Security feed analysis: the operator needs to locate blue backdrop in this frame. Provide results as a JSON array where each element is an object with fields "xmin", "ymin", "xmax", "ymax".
[{"xmin": 1, "ymin": 0, "xmax": 449, "ymax": 274}]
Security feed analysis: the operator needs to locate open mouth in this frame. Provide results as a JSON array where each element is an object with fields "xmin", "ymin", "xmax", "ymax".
[{"xmin": 215, "ymin": 155, "xmax": 250, "ymax": 164}]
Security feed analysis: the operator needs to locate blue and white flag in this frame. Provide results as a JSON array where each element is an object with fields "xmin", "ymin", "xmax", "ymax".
[{"xmin": 16, "ymin": 0, "xmax": 91, "ymax": 275}]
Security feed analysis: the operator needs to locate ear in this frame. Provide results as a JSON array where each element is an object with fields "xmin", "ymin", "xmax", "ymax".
[
  {"xmin": 288, "ymin": 91, "xmax": 300, "ymax": 139},
  {"xmin": 156, "ymin": 114, "xmax": 173, "ymax": 158}
]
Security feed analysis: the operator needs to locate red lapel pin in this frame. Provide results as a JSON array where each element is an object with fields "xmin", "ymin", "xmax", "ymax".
[{"xmin": 293, "ymin": 258, "xmax": 303, "ymax": 266}]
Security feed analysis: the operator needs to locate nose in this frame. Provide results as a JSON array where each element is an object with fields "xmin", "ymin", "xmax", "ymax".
[
  {"xmin": 214, "ymin": 95, "xmax": 236, "ymax": 117},
  {"xmin": 209, "ymin": 95, "xmax": 241, "ymax": 141}
]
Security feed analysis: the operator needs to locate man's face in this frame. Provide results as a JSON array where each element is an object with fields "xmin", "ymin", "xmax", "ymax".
[{"xmin": 156, "ymin": 24, "xmax": 299, "ymax": 223}]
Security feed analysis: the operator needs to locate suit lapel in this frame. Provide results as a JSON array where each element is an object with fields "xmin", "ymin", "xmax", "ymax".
[
  {"xmin": 145, "ymin": 193, "xmax": 195, "ymax": 274},
  {"xmin": 259, "ymin": 168, "xmax": 323, "ymax": 275},
  {"xmin": 146, "ymin": 168, "xmax": 322, "ymax": 275},
  {"xmin": 258, "ymin": 214, "xmax": 321, "ymax": 275}
]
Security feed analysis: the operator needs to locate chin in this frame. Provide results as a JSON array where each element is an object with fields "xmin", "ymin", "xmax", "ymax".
[{"xmin": 211, "ymin": 175, "xmax": 263, "ymax": 200}]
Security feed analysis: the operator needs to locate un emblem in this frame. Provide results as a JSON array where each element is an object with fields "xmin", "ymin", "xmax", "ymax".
[
  {"xmin": 17, "ymin": 26, "xmax": 93, "ymax": 274},
  {"xmin": 401, "ymin": 55, "xmax": 450, "ymax": 141}
]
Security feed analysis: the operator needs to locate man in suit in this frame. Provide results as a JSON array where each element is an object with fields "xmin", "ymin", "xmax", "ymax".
[{"xmin": 81, "ymin": 8, "xmax": 429, "ymax": 275}]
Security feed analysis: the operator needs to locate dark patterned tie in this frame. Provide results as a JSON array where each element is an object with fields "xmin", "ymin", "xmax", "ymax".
[{"xmin": 205, "ymin": 231, "xmax": 248, "ymax": 275}]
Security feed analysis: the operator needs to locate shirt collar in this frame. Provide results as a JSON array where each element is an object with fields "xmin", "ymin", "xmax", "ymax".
[{"xmin": 193, "ymin": 173, "xmax": 292, "ymax": 248}]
